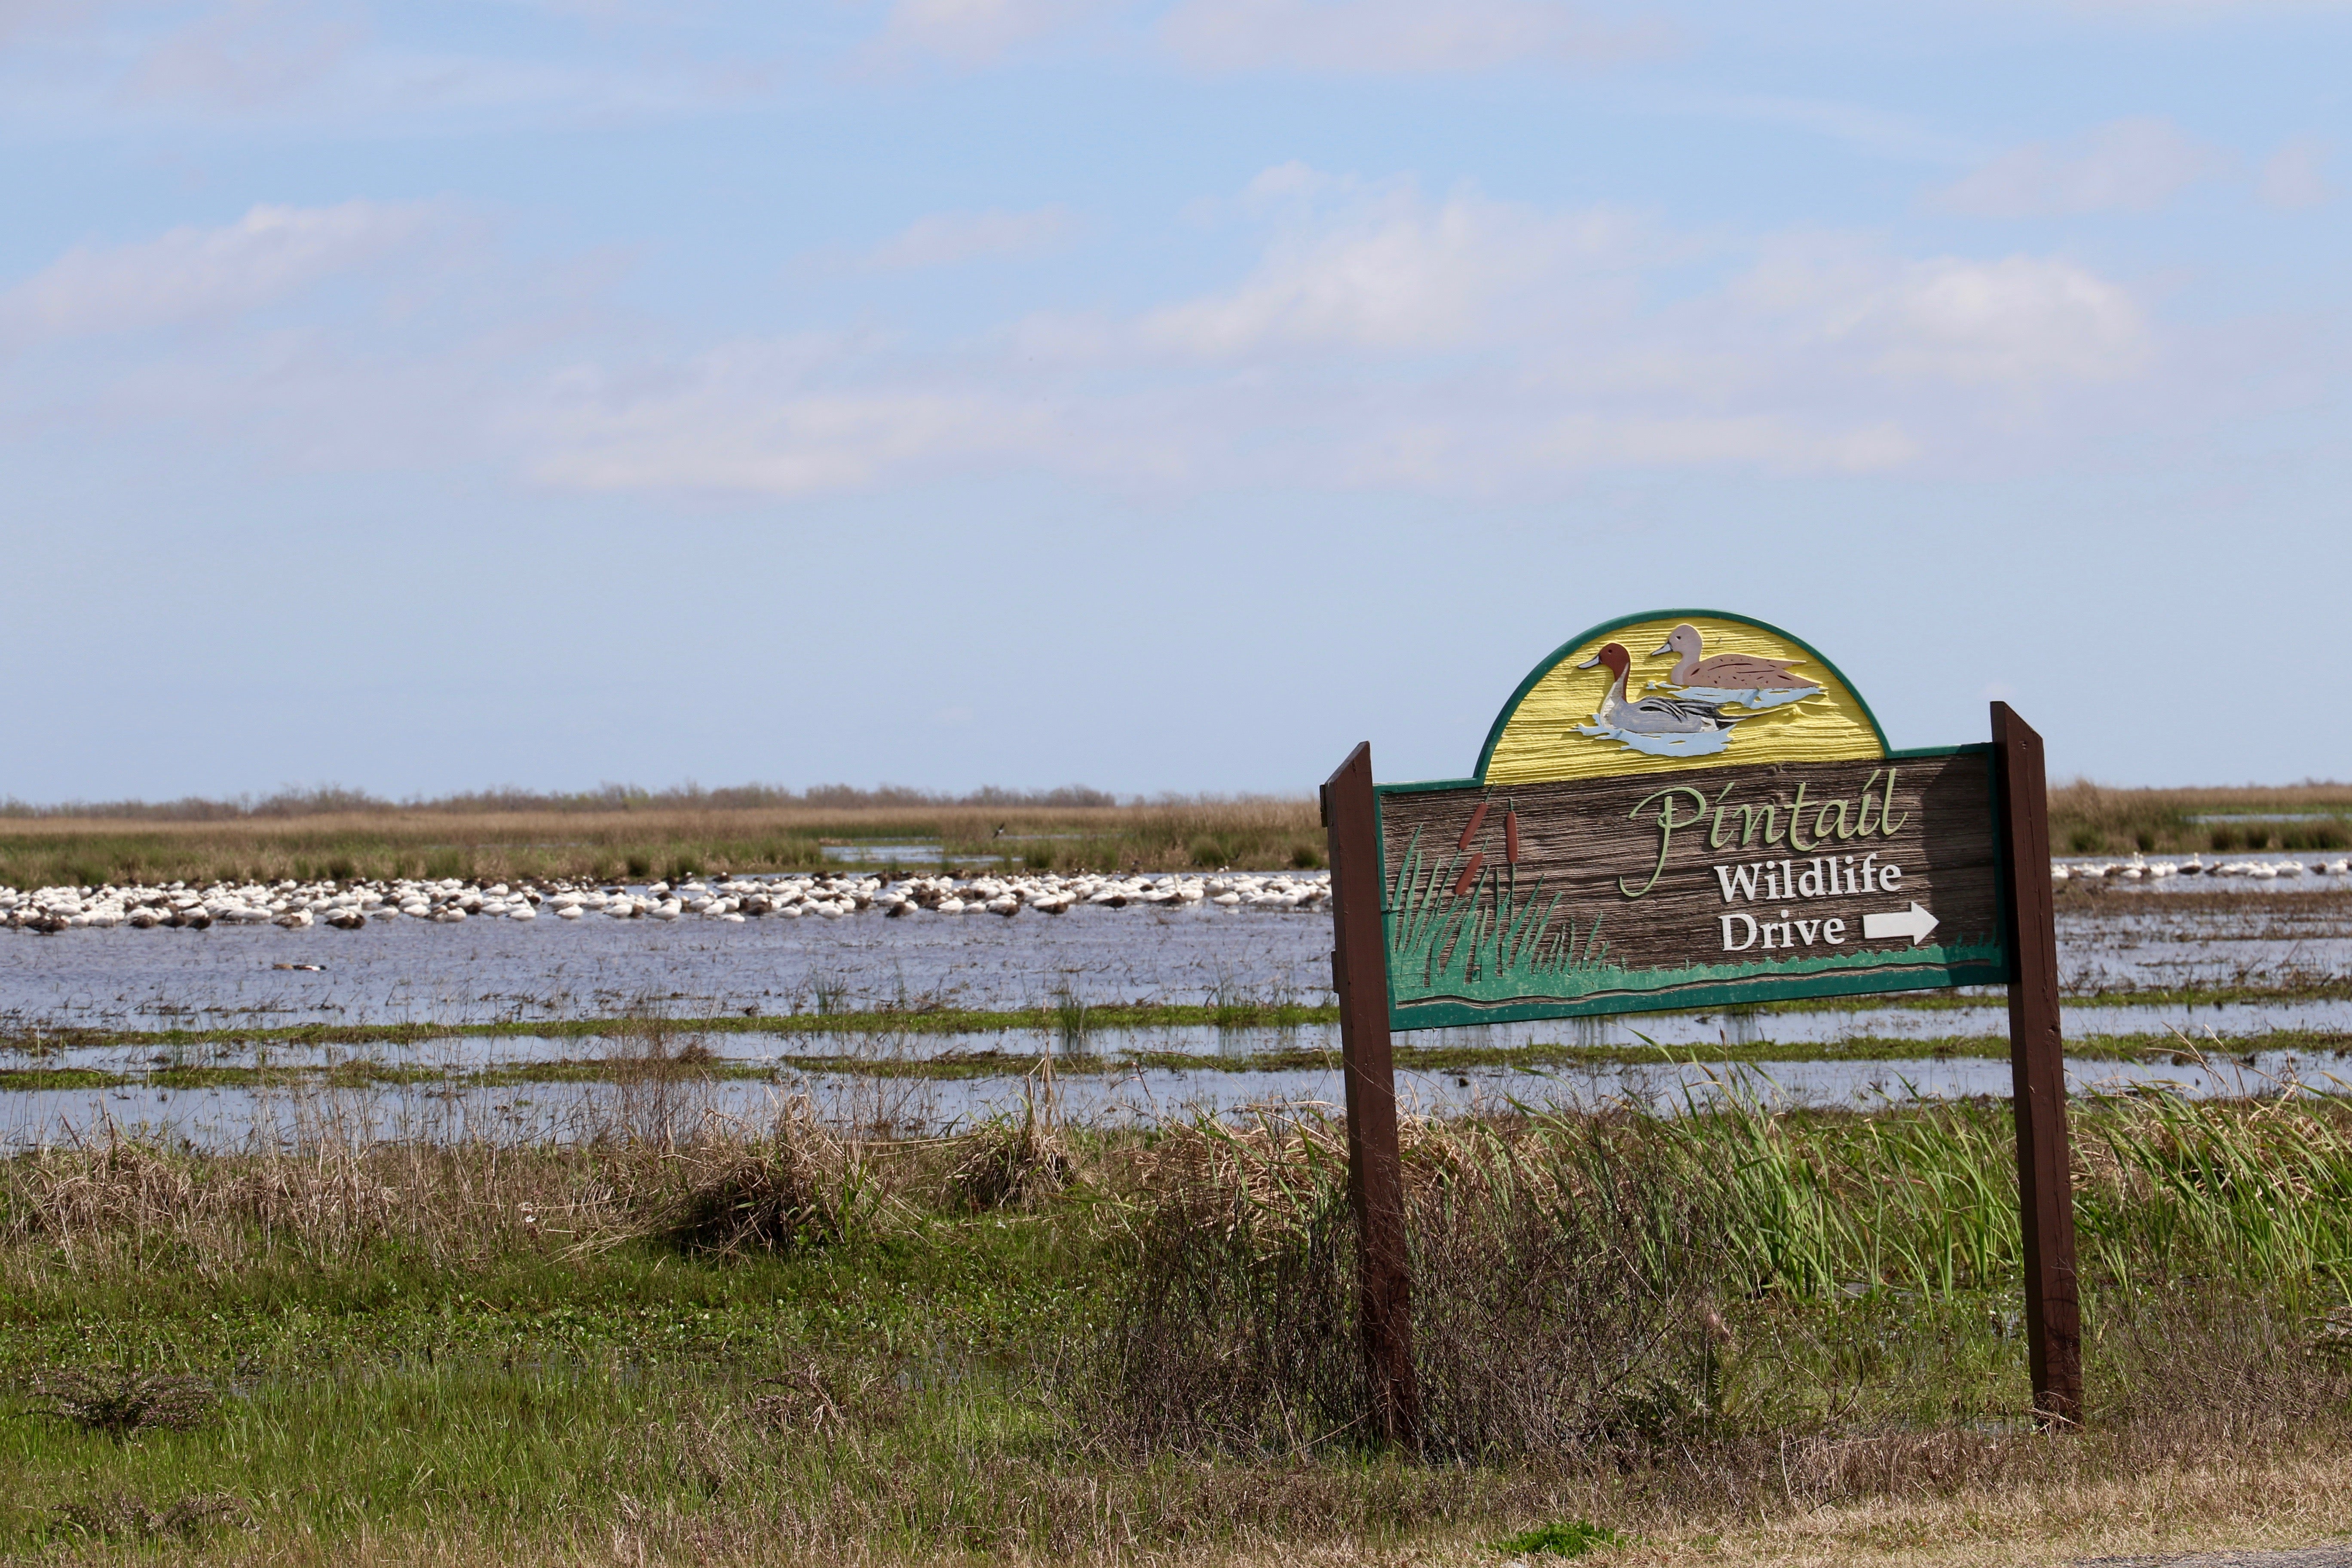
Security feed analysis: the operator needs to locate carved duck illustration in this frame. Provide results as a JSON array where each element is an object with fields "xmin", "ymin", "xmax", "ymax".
[
  {"xmin": 1652, "ymin": 624, "xmax": 1819, "ymax": 691},
  {"xmin": 1577, "ymin": 643, "xmax": 1742, "ymax": 734}
]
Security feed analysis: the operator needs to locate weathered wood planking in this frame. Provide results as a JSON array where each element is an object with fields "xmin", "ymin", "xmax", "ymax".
[{"xmin": 1375, "ymin": 750, "xmax": 2005, "ymax": 1026}]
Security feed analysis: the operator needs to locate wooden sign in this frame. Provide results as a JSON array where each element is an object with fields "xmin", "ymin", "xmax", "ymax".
[
  {"xmin": 1374, "ymin": 611, "xmax": 2010, "ymax": 1029},
  {"xmin": 1321, "ymin": 609, "xmax": 2079, "ymax": 1449}
]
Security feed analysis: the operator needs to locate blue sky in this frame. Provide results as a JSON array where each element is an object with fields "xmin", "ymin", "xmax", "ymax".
[{"xmin": 1, "ymin": 0, "xmax": 2345, "ymax": 800}]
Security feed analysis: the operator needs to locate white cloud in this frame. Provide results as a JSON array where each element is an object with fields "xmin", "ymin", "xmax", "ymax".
[
  {"xmin": 553, "ymin": 178, "xmax": 2175, "ymax": 499},
  {"xmin": 0, "ymin": 166, "xmax": 2200, "ymax": 503},
  {"xmin": 1322, "ymin": 409, "xmax": 1919, "ymax": 488},
  {"xmin": 863, "ymin": 206, "xmax": 1078, "ymax": 270},
  {"xmin": 511, "ymin": 172, "xmax": 2174, "ymax": 497},
  {"xmin": 1131, "ymin": 182, "xmax": 1654, "ymax": 356},
  {"xmin": 1159, "ymin": 0, "xmax": 1663, "ymax": 72},
  {"xmin": 0, "ymin": 200, "xmax": 457, "ymax": 341},
  {"xmin": 520, "ymin": 342, "xmax": 1064, "ymax": 493},
  {"xmin": 879, "ymin": 0, "xmax": 1103, "ymax": 63},
  {"xmin": 1932, "ymin": 117, "xmax": 2225, "ymax": 217},
  {"xmin": 2259, "ymin": 135, "xmax": 2334, "ymax": 208},
  {"xmin": 1827, "ymin": 255, "xmax": 2150, "ymax": 384}
]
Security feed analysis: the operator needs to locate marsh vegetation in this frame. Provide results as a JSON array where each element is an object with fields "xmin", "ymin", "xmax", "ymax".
[
  {"xmin": 4, "ymin": 776, "xmax": 2349, "ymax": 890},
  {"xmin": 0, "ymin": 789, "xmax": 2349, "ymax": 1560},
  {"xmin": 2052, "ymin": 779, "xmax": 2352, "ymax": 856},
  {"xmin": 2, "ymin": 1088, "xmax": 2350, "ymax": 1563},
  {"xmin": 0, "ymin": 788, "xmax": 1324, "ymax": 891}
]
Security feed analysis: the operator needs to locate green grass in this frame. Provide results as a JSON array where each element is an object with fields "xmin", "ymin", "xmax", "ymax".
[
  {"xmin": 0, "ymin": 1001, "xmax": 1342, "ymax": 1056},
  {"xmin": 1488, "ymin": 1519, "xmax": 1623, "ymax": 1557},
  {"xmin": 7, "ymin": 1027, "xmax": 2346, "ymax": 1096},
  {"xmin": 3, "ymin": 1017, "xmax": 2347, "ymax": 1100},
  {"xmin": 5, "ymin": 975, "xmax": 2343, "ymax": 1064},
  {"xmin": 3, "ymin": 1092, "xmax": 2352, "ymax": 1559},
  {"xmin": 0, "ymin": 1224, "xmax": 1088, "ymax": 1554}
]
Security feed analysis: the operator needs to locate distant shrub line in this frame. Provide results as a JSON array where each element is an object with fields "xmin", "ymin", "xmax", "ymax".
[{"xmin": 0, "ymin": 782, "xmax": 1140, "ymax": 822}]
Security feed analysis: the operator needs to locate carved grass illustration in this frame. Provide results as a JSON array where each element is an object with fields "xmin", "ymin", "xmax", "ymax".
[
  {"xmin": 1386, "ymin": 827, "xmax": 1608, "ymax": 993},
  {"xmin": 1384, "ymin": 826, "xmax": 2007, "ymax": 1020}
]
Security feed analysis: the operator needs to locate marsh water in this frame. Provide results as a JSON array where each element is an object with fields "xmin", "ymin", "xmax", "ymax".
[
  {"xmin": 3, "ymin": 870, "xmax": 2350, "ymax": 1035},
  {"xmin": 8, "ymin": 1043, "xmax": 2343, "ymax": 1153},
  {"xmin": 2, "ymin": 866, "xmax": 2347, "ymax": 1147}
]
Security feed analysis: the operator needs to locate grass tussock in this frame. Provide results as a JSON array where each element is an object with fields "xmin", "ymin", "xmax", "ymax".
[
  {"xmin": 1095, "ymin": 1095, "xmax": 2352, "ymax": 1468},
  {"xmin": 0, "ymin": 1090, "xmax": 2351, "ymax": 1561},
  {"xmin": 22, "ymin": 1366, "xmax": 215, "ymax": 1438},
  {"xmin": 661, "ymin": 1102, "xmax": 882, "ymax": 1256},
  {"xmin": 0, "ymin": 797, "xmax": 1322, "ymax": 888}
]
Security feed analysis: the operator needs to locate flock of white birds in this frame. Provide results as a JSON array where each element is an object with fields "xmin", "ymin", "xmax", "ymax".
[
  {"xmin": 0, "ymin": 870, "xmax": 1335, "ymax": 933},
  {"xmin": 4, "ymin": 852, "xmax": 2340, "ymax": 932},
  {"xmin": 2053, "ymin": 854, "xmax": 2352, "ymax": 882}
]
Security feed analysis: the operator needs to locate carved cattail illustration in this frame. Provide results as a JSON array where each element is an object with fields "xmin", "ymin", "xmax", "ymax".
[
  {"xmin": 1453, "ymin": 853, "xmax": 1485, "ymax": 897},
  {"xmin": 1457, "ymin": 799, "xmax": 1491, "ymax": 854}
]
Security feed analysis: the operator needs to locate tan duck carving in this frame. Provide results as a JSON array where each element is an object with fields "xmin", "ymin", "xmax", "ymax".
[{"xmin": 1652, "ymin": 624, "xmax": 1819, "ymax": 692}]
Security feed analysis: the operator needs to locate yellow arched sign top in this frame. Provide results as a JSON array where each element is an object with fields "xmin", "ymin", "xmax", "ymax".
[{"xmin": 1479, "ymin": 612, "xmax": 1888, "ymax": 787}]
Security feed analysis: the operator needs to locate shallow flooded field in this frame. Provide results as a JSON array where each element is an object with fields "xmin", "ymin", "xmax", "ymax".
[
  {"xmin": 0, "ymin": 871, "xmax": 2347, "ymax": 1033},
  {"xmin": 0, "ymin": 867, "xmax": 2346, "ymax": 1147},
  {"xmin": 10, "ymin": 1039, "xmax": 2343, "ymax": 1153},
  {"xmin": 0, "ymin": 896, "xmax": 1335, "ymax": 1031}
]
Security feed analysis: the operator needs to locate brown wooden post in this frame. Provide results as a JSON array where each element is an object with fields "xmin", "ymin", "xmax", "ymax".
[
  {"xmin": 1991, "ymin": 702, "xmax": 2083, "ymax": 1428},
  {"xmin": 1321, "ymin": 742, "xmax": 1422, "ymax": 1448}
]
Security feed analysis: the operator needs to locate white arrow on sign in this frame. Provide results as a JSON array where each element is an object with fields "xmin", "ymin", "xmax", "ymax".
[{"xmin": 1862, "ymin": 902, "xmax": 1939, "ymax": 946}]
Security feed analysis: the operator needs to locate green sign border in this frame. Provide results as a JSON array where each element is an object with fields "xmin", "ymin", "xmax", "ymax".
[{"xmin": 1377, "ymin": 608, "xmax": 2016, "ymax": 1031}]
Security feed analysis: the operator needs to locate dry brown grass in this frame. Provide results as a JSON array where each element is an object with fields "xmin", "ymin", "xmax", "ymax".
[
  {"xmin": 12, "ymin": 778, "xmax": 2352, "ymax": 885},
  {"xmin": 0, "ymin": 1097, "xmax": 921, "ymax": 1286},
  {"xmin": 2052, "ymin": 780, "xmax": 2352, "ymax": 856},
  {"xmin": 70, "ymin": 1438, "xmax": 2352, "ymax": 1565},
  {"xmin": 0, "ymin": 799, "xmax": 1323, "ymax": 887}
]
